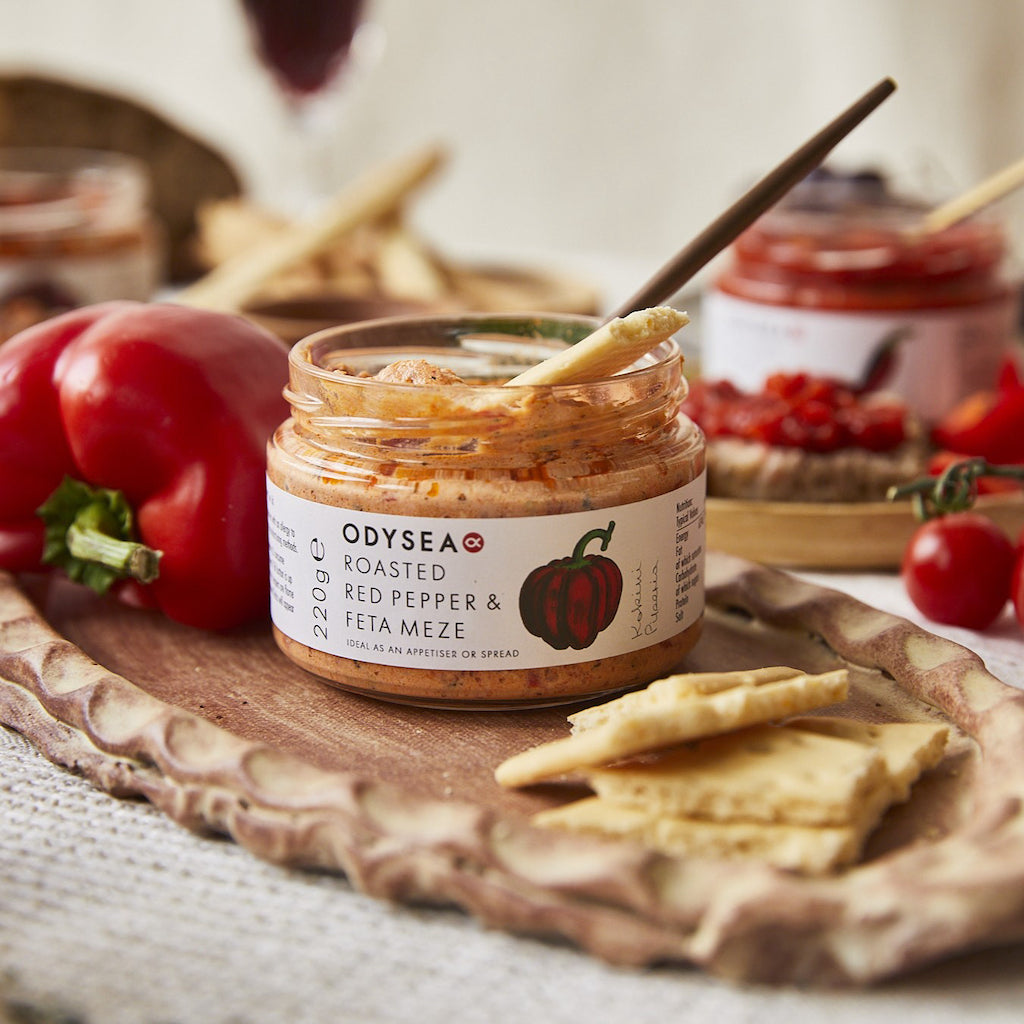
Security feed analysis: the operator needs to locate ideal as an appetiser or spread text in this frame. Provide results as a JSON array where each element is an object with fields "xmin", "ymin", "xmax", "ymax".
[{"xmin": 266, "ymin": 313, "xmax": 705, "ymax": 708}]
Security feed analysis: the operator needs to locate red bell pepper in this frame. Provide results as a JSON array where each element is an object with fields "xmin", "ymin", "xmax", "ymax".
[
  {"xmin": 518, "ymin": 522, "xmax": 623, "ymax": 651},
  {"xmin": 931, "ymin": 353, "xmax": 1024, "ymax": 464},
  {"xmin": 0, "ymin": 301, "xmax": 289, "ymax": 629}
]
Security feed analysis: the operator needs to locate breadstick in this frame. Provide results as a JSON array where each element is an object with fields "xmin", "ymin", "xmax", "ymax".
[
  {"xmin": 178, "ymin": 144, "xmax": 446, "ymax": 312},
  {"xmin": 503, "ymin": 306, "xmax": 688, "ymax": 387}
]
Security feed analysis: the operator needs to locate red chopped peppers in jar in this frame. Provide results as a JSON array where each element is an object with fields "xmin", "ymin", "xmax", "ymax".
[
  {"xmin": 266, "ymin": 313, "xmax": 706, "ymax": 709},
  {"xmin": 702, "ymin": 171, "xmax": 1018, "ymax": 423},
  {"xmin": 684, "ymin": 372, "xmax": 909, "ymax": 454}
]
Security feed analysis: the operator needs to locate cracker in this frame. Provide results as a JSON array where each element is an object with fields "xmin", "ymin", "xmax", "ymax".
[
  {"xmin": 533, "ymin": 796, "xmax": 875, "ymax": 874},
  {"xmin": 503, "ymin": 306, "xmax": 689, "ymax": 387},
  {"xmin": 788, "ymin": 717, "xmax": 949, "ymax": 802},
  {"xmin": 493, "ymin": 667, "xmax": 848, "ymax": 788},
  {"xmin": 586, "ymin": 724, "xmax": 887, "ymax": 826},
  {"xmin": 532, "ymin": 718, "xmax": 950, "ymax": 873},
  {"xmin": 568, "ymin": 666, "xmax": 802, "ymax": 734}
]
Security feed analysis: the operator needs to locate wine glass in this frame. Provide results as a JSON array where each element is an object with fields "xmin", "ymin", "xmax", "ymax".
[{"xmin": 239, "ymin": 0, "xmax": 384, "ymax": 211}]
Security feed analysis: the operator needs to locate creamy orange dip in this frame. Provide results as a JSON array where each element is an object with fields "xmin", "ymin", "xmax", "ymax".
[
  {"xmin": 370, "ymin": 358, "xmax": 465, "ymax": 385},
  {"xmin": 266, "ymin": 314, "xmax": 706, "ymax": 709}
]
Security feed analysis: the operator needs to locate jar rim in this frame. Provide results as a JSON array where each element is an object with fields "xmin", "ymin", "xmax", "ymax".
[
  {"xmin": 738, "ymin": 203, "xmax": 1006, "ymax": 278},
  {"xmin": 0, "ymin": 146, "xmax": 151, "ymax": 235},
  {"xmin": 290, "ymin": 311, "xmax": 683, "ymax": 395}
]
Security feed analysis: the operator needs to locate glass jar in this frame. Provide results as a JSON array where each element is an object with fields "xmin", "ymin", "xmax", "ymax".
[
  {"xmin": 0, "ymin": 147, "xmax": 162, "ymax": 341},
  {"xmin": 702, "ymin": 176, "xmax": 1018, "ymax": 423},
  {"xmin": 266, "ymin": 313, "xmax": 706, "ymax": 709}
]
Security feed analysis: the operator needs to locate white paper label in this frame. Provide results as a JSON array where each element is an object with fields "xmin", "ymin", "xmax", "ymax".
[
  {"xmin": 267, "ymin": 473, "xmax": 706, "ymax": 671},
  {"xmin": 702, "ymin": 291, "xmax": 1017, "ymax": 422}
]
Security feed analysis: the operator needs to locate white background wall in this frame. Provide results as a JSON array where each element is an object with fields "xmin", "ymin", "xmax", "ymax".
[{"xmin": 3, "ymin": 0, "xmax": 1024, "ymax": 301}]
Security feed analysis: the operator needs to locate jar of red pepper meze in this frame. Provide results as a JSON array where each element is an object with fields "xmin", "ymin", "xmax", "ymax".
[
  {"xmin": 0, "ymin": 148, "xmax": 162, "ymax": 341},
  {"xmin": 701, "ymin": 173, "xmax": 1018, "ymax": 423},
  {"xmin": 266, "ymin": 313, "xmax": 706, "ymax": 709}
]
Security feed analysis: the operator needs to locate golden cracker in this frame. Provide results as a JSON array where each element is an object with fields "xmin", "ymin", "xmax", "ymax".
[
  {"xmin": 533, "ymin": 795, "xmax": 876, "ymax": 875},
  {"xmin": 788, "ymin": 717, "xmax": 948, "ymax": 802},
  {"xmin": 568, "ymin": 666, "xmax": 803, "ymax": 734},
  {"xmin": 494, "ymin": 667, "xmax": 848, "ymax": 788},
  {"xmin": 586, "ymin": 724, "xmax": 887, "ymax": 827}
]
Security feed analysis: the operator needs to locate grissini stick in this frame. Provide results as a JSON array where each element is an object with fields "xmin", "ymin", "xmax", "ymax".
[
  {"xmin": 177, "ymin": 144, "xmax": 445, "ymax": 313},
  {"xmin": 504, "ymin": 306, "xmax": 688, "ymax": 387},
  {"xmin": 920, "ymin": 153, "xmax": 1024, "ymax": 234}
]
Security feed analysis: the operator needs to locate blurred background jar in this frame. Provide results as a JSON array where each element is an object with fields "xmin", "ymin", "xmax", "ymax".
[
  {"xmin": 700, "ymin": 169, "xmax": 1019, "ymax": 423},
  {"xmin": 0, "ymin": 147, "xmax": 162, "ymax": 341}
]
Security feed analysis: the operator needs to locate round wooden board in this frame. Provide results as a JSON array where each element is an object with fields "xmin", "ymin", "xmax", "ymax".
[
  {"xmin": 241, "ymin": 264, "xmax": 602, "ymax": 345},
  {"xmin": 706, "ymin": 492, "xmax": 1024, "ymax": 569},
  {"xmin": 3, "ymin": 553, "xmax": 1024, "ymax": 986}
]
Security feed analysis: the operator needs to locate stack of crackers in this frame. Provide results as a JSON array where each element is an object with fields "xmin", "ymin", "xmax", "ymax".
[{"xmin": 495, "ymin": 667, "xmax": 948, "ymax": 874}]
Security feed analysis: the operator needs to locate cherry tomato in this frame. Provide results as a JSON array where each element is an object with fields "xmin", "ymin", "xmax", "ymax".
[
  {"xmin": 1011, "ymin": 535, "xmax": 1024, "ymax": 628},
  {"xmin": 901, "ymin": 512, "xmax": 1014, "ymax": 630}
]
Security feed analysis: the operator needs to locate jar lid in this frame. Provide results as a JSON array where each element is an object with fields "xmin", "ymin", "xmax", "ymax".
[
  {"xmin": 0, "ymin": 147, "xmax": 151, "ymax": 237},
  {"xmin": 735, "ymin": 169, "xmax": 1006, "ymax": 282}
]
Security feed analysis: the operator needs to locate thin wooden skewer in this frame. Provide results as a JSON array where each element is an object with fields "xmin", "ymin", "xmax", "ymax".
[
  {"xmin": 920, "ymin": 154, "xmax": 1024, "ymax": 234},
  {"xmin": 606, "ymin": 77, "xmax": 897, "ymax": 321},
  {"xmin": 508, "ymin": 78, "xmax": 897, "ymax": 388}
]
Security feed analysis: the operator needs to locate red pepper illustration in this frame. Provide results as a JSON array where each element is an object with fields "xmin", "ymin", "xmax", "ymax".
[{"xmin": 519, "ymin": 522, "xmax": 623, "ymax": 651}]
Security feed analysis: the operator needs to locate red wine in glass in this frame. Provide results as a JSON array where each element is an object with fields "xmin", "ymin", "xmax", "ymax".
[{"xmin": 241, "ymin": 0, "xmax": 368, "ymax": 100}]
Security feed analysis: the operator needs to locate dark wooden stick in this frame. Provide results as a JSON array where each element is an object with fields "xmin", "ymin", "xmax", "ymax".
[{"xmin": 606, "ymin": 77, "xmax": 897, "ymax": 320}]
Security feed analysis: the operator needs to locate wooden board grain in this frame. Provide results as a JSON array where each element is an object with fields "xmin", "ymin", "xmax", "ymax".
[
  {"xmin": 3, "ymin": 552, "xmax": 1024, "ymax": 986},
  {"xmin": 28, "ymin": 571, "xmax": 579, "ymax": 820},
  {"xmin": 707, "ymin": 492, "xmax": 1024, "ymax": 569}
]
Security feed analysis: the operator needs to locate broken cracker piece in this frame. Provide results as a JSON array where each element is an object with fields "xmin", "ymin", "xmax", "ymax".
[
  {"xmin": 494, "ymin": 667, "xmax": 848, "ymax": 788},
  {"xmin": 586, "ymin": 724, "xmax": 888, "ymax": 827},
  {"xmin": 788, "ymin": 717, "xmax": 948, "ymax": 802},
  {"xmin": 568, "ymin": 666, "xmax": 802, "ymax": 734},
  {"xmin": 534, "ymin": 796, "xmax": 875, "ymax": 875},
  {"xmin": 532, "ymin": 717, "xmax": 950, "ymax": 874}
]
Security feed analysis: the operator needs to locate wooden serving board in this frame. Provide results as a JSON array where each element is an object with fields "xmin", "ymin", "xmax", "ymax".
[
  {"xmin": 3, "ymin": 551, "xmax": 1024, "ymax": 986},
  {"xmin": 707, "ymin": 492, "xmax": 1024, "ymax": 569}
]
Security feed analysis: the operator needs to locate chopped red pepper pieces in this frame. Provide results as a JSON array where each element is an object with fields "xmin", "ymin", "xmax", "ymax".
[
  {"xmin": 682, "ymin": 372, "xmax": 908, "ymax": 453},
  {"xmin": 0, "ymin": 301, "xmax": 289, "ymax": 629}
]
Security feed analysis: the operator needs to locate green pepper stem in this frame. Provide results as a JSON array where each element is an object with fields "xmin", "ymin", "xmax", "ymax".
[
  {"xmin": 36, "ymin": 476, "xmax": 162, "ymax": 593},
  {"xmin": 886, "ymin": 457, "xmax": 1024, "ymax": 521},
  {"xmin": 66, "ymin": 521, "xmax": 161, "ymax": 584},
  {"xmin": 570, "ymin": 522, "xmax": 615, "ymax": 564}
]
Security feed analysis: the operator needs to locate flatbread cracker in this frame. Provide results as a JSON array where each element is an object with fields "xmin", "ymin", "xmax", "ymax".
[
  {"xmin": 533, "ymin": 796, "xmax": 876, "ymax": 874},
  {"xmin": 568, "ymin": 666, "xmax": 803, "ymax": 734},
  {"xmin": 586, "ymin": 724, "xmax": 888, "ymax": 826},
  {"xmin": 788, "ymin": 717, "xmax": 948, "ymax": 802},
  {"xmin": 532, "ymin": 718, "xmax": 949, "ymax": 874},
  {"xmin": 494, "ymin": 667, "xmax": 849, "ymax": 788}
]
